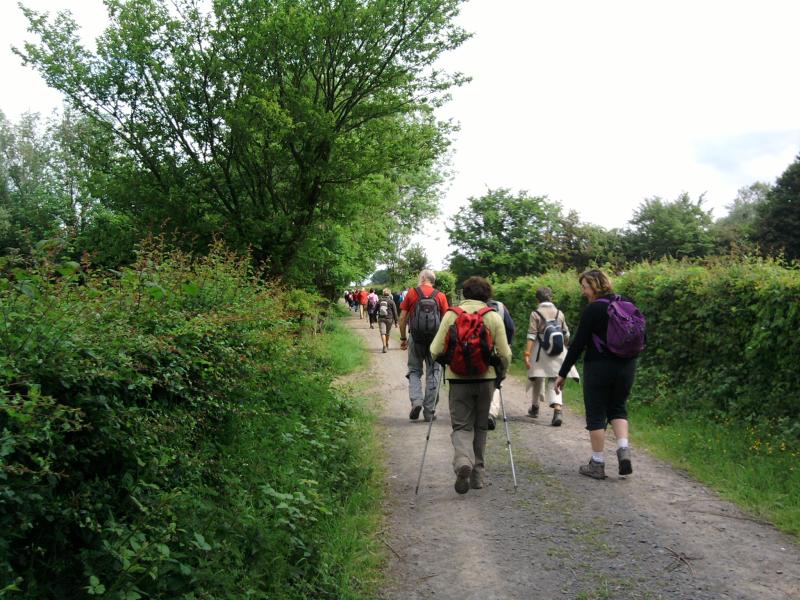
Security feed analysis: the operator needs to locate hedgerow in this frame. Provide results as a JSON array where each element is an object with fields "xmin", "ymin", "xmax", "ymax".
[
  {"xmin": 493, "ymin": 257, "xmax": 800, "ymax": 436},
  {"xmin": 0, "ymin": 240, "xmax": 377, "ymax": 599}
]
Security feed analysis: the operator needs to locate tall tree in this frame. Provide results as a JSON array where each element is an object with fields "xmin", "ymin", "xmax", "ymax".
[
  {"xmin": 17, "ymin": 0, "xmax": 468, "ymax": 290},
  {"xmin": 712, "ymin": 182, "xmax": 770, "ymax": 254},
  {"xmin": 446, "ymin": 188, "xmax": 564, "ymax": 282},
  {"xmin": 622, "ymin": 193, "xmax": 714, "ymax": 262},
  {"xmin": 0, "ymin": 110, "xmax": 88, "ymax": 252},
  {"xmin": 753, "ymin": 155, "xmax": 800, "ymax": 261}
]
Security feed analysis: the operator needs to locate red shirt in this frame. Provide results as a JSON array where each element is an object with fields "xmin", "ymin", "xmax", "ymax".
[
  {"xmin": 400, "ymin": 284, "xmax": 449, "ymax": 316},
  {"xmin": 358, "ymin": 290, "xmax": 369, "ymax": 305}
]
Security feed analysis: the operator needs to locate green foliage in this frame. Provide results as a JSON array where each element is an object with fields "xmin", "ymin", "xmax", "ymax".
[
  {"xmin": 712, "ymin": 182, "xmax": 770, "ymax": 254},
  {"xmin": 623, "ymin": 193, "xmax": 715, "ymax": 261},
  {"xmin": 0, "ymin": 240, "xmax": 382, "ymax": 599},
  {"xmin": 754, "ymin": 153, "xmax": 800, "ymax": 261},
  {"xmin": 446, "ymin": 188, "xmax": 565, "ymax": 282},
  {"xmin": 433, "ymin": 270, "xmax": 457, "ymax": 304},
  {"xmin": 17, "ymin": 0, "xmax": 468, "ymax": 294}
]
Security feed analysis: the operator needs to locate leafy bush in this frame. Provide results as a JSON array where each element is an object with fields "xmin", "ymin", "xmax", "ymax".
[{"xmin": 0, "ymin": 240, "xmax": 380, "ymax": 599}]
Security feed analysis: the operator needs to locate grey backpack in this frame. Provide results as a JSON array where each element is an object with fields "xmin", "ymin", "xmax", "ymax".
[{"xmin": 409, "ymin": 287, "xmax": 441, "ymax": 343}]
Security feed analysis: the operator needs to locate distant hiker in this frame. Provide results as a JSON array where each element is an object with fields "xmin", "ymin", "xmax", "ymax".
[
  {"xmin": 486, "ymin": 298, "xmax": 516, "ymax": 431},
  {"xmin": 367, "ymin": 288, "xmax": 380, "ymax": 328},
  {"xmin": 525, "ymin": 287, "xmax": 579, "ymax": 426},
  {"xmin": 555, "ymin": 269, "xmax": 645, "ymax": 480},
  {"xmin": 398, "ymin": 270, "xmax": 449, "ymax": 422},
  {"xmin": 430, "ymin": 276, "xmax": 512, "ymax": 494},
  {"xmin": 392, "ymin": 289, "xmax": 403, "ymax": 312},
  {"xmin": 358, "ymin": 288, "xmax": 369, "ymax": 319},
  {"xmin": 377, "ymin": 288, "xmax": 399, "ymax": 353}
]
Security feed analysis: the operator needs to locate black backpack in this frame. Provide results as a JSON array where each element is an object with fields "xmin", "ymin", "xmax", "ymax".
[
  {"xmin": 409, "ymin": 287, "xmax": 441, "ymax": 343},
  {"xmin": 534, "ymin": 309, "xmax": 565, "ymax": 359}
]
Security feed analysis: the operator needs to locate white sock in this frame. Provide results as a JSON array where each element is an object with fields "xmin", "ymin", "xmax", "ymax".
[
  {"xmin": 617, "ymin": 438, "xmax": 629, "ymax": 449},
  {"xmin": 592, "ymin": 452, "xmax": 604, "ymax": 463}
]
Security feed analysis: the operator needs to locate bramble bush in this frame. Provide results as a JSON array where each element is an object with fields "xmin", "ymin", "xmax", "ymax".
[
  {"xmin": 493, "ymin": 258, "xmax": 800, "ymax": 438},
  {"xmin": 0, "ymin": 240, "xmax": 378, "ymax": 599}
]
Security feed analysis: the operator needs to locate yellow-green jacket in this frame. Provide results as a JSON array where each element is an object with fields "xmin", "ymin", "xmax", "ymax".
[{"xmin": 430, "ymin": 299, "xmax": 512, "ymax": 380}]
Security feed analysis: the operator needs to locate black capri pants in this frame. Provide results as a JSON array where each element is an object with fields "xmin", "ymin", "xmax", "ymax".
[{"xmin": 582, "ymin": 359, "xmax": 637, "ymax": 430}]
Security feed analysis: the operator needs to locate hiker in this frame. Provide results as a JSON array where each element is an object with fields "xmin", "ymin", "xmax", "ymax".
[
  {"xmin": 377, "ymin": 288, "xmax": 399, "ymax": 353},
  {"xmin": 392, "ymin": 289, "xmax": 403, "ymax": 312},
  {"xmin": 430, "ymin": 276, "xmax": 512, "ymax": 494},
  {"xmin": 486, "ymin": 297, "xmax": 516, "ymax": 431},
  {"xmin": 525, "ymin": 287, "xmax": 579, "ymax": 427},
  {"xmin": 555, "ymin": 269, "xmax": 644, "ymax": 479},
  {"xmin": 367, "ymin": 288, "xmax": 380, "ymax": 329},
  {"xmin": 398, "ymin": 270, "xmax": 449, "ymax": 422},
  {"xmin": 358, "ymin": 288, "xmax": 369, "ymax": 319}
]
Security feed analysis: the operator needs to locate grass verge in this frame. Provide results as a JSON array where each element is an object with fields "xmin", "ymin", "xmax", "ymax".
[
  {"xmin": 306, "ymin": 308, "xmax": 386, "ymax": 598},
  {"xmin": 517, "ymin": 365, "xmax": 800, "ymax": 540}
]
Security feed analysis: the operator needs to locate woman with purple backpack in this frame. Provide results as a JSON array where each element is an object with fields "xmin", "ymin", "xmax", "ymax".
[{"xmin": 555, "ymin": 269, "xmax": 645, "ymax": 480}]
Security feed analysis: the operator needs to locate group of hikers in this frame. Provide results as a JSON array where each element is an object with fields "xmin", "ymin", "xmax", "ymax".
[
  {"xmin": 347, "ymin": 267, "xmax": 645, "ymax": 494},
  {"xmin": 344, "ymin": 287, "xmax": 404, "ymax": 352}
]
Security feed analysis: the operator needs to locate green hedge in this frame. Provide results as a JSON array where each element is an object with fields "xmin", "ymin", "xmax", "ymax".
[
  {"xmin": 493, "ymin": 258, "xmax": 800, "ymax": 436},
  {"xmin": 0, "ymin": 241, "xmax": 377, "ymax": 599}
]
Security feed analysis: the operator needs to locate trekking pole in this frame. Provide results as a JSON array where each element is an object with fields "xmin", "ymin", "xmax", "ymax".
[
  {"xmin": 497, "ymin": 383, "xmax": 518, "ymax": 491},
  {"xmin": 414, "ymin": 366, "xmax": 445, "ymax": 495}
]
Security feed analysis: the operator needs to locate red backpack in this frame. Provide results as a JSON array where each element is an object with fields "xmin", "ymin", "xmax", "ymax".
[{"xmin": 442, "ymin": 306, "xmax": 495, "ymax": 376}]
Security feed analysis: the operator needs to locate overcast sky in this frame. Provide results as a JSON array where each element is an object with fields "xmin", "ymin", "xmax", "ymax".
[{"xmin": 3, "ymin": 0, "xmax": 800, "ymax": 269}]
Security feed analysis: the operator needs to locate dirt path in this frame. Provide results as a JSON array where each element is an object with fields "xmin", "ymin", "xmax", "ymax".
[{"xmin": 344, "ymin": 312, "xmax": 800, "ymax": 599}]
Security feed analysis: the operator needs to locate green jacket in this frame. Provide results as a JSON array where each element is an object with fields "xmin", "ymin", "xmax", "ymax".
[{"xmin": 430, "ymin": 299, "xmax": 512, "ymax": 380}]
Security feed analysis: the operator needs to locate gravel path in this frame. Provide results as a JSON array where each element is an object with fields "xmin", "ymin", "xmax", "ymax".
[{"xmin": 345, "ymin": 314, "xmax": 800, "ymax": 600}]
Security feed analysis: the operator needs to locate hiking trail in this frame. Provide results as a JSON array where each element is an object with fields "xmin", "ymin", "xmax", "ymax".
[{"xmin": 344, "ymin": 312, "xmax": 800, "ymax": 600}]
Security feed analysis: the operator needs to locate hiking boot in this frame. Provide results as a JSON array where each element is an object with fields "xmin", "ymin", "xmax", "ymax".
[
  {"xmin": 454, "ymin": 464, "xmax": 472, "ymax": 494},
  {"xmin": 579, "ymin": 459, "xmax": 607, "ymax": 480},
  {"xmin": 382, "ymin": 346, "xmax": 387, "ymax": 353},
  {"xmin": 409, "ymin": 405, "xmax": 422, "ymax": 420},
  {"xmin": 487, "ymin": 415, "xmax": 496, "ymax": 430},
  {"xmin": 470, "ymin": 470, "xmax": 484, "ymax": 489},
  {"xmin": 527, "ymin": 404, "xmax": 539, "ymax": 418},
  {"xmin": 617, "ymin": 447, "xmax": 633, "ymax": 475},
  {"xmin": 551, "ymin": 410, "xmax": 563, "ymax": 427},
  {"xmin": 423, "ymin": 410, "xmax": 437, "ymax": 422}
]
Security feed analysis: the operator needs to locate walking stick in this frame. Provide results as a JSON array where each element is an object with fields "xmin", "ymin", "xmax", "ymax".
[
  {"xmin": 414, "ymin": 365, "xmax": 445, "ymax": 495},
  {"xmin": 497, "ymin": 383, "xmax": 518, "ymax": 491}
]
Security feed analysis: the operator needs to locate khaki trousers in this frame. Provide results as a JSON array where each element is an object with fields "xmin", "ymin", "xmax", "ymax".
[
  {"xmin": 448, "ymin": 380, "xmax": 494, "ymax": 476},
  {"xmin": 531, "ymin": 376, "xmax": 563, "ymax": 408}
]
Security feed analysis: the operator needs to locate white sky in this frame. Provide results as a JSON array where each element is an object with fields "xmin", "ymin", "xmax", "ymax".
[{"xmin": 3, "ymin": 1, "xmax": 800, "ymax": 269}]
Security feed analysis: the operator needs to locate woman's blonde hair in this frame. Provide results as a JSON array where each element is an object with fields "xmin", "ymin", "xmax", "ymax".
[{"xmin": 579, "ymin": 269, "xmax": 613, "ymax": 296}]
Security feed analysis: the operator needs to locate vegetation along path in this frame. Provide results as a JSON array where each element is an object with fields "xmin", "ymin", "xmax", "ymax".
[{"xmin": 345, "ymin": 313, "xmax": 800, "ymax": 600}]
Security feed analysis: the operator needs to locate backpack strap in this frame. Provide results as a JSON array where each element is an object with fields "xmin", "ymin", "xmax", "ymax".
[
  {"xmin": 476, "ymin": 306, "xmax": 494, "ymax": 317},
  {"xmin": 591, "ymin": 296, "xmax": 617, "ymax": 353},
  {"xmin": 447, "ymin": 306, "xmax": 465, "ymax": 317}
]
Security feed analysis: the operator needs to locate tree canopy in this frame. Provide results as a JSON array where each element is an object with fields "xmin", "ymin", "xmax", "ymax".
[
  {"xmin": 17, "ymin": 0, "xmax": 469, "ymax": 296},
  {"xmin": 754, "ymin": 154, "xmax": 800, "ymax": 261},
  {"xmin": 446, "ymin": 188, "xmax": 565, "ymax": 282},
  {"xmin": 623, "ymin": 193, "xmax": 714, "ymax": 262}
]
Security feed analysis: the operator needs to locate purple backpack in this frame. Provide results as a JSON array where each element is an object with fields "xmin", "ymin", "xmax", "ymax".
[{"xmin": 593, "ymin": 296, "xmax": 646, "ymax": 358}]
